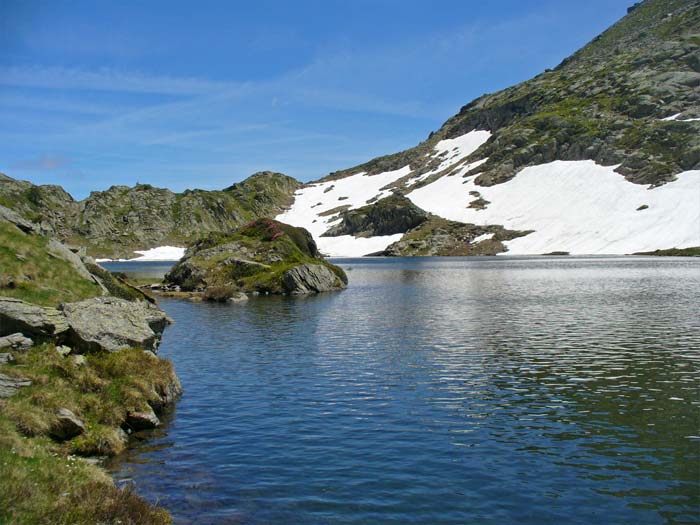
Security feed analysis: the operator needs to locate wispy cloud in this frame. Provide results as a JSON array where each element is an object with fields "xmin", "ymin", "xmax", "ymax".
[
  {"xmin": 11, "ymin": 154, "xmax": 71, "ymax": 171},
  {"xmin": 0, "ymin": 65, "xmax": 240, "ymax": 96}
]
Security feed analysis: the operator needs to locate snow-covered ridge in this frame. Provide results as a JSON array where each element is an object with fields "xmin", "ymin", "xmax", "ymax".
[
  {"xmin": 277, "ymin": 130, "xmax": 492, "ymax": 256},
  {"xmin": 278, "ymin": 128, "xmax": 699, "ymax": 257}
]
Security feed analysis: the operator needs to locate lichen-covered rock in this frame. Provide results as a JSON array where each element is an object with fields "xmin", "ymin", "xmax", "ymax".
[
  {"xmin": 0, "ymin": 297, "xmax": 69, "ymax": 340},
  {"xmin": 50, "ymin": 408, "xmax": 86, "ymax": 441},
  {"xmin": 61, "ymin": 297, "xmax": 172, "ymax": 353},
  {"xmin": 282, "ymin": 263, "xmax": 347, "ymax": 294}
]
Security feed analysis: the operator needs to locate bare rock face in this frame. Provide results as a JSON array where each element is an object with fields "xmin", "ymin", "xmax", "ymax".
[
  {"xmin": 282, "ymin": 263, "xmax": 347, "ymax": 295},
  {"xmin": 0, "ymin": 372, "xmax": 31, "ymax": 398},
  {"xmin": 0, "ymin": 297, "xmax": 69, "ymax": 340},
  {"xmin": 60, "ymin": 297, "xmax": 172, "ymax": 353},
  {"xmin": 50, "ymin": 408, "xmax": 86, "ymax": 441}
]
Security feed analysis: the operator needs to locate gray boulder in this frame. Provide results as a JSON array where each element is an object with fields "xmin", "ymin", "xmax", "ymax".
[
  {"xmin": 124, "ymin": 406, "xmax": 161, "ymax": 431},
  {"xmin": 50, "ymin": 408, "xmax": 86, "ymax": 440},
  {"xmin": 282, "ymin": 263, "xmax": 347, "ymax": 295},
  {"xmin": 0, "ymin": 353, "xmax": 14, "ymax": 364},
  {"xmin": 46, "ymin": 239, "xmax": 96, "ymax": 282},
  {"xmin": 0, "ymin": 204, "xmax": 38, "ymax": 234},
  {"xmin": 0, "ymin": 297, "xmax": 69, "ymax": 340},
  {"xmin": 0, "ymin": 372, "xmax": 31, "ymax": 398},
  {"xmin": 0, "ymin": 332, "xmax": 33, "ymax": 351},
  {"xmin": 61, "ymin": 297, "xmax": 172, "ymax": 353}
]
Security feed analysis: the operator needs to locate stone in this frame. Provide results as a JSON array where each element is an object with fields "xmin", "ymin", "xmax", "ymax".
[
  {"xmin": 70, "ymin": 354, "xmax": 86, "ymax": 367},
  {"xmin": 124, "ymin": 406, "xmax": 160, "ymax": 431},
  {"xmin": 0, "ymin": 204, "xmax": 38, "ymax": 234},
  {"xmin": 226, "ymin": 292, "xmax": 249, "ymax": 303},
  {"xmin": 282, "ymin": 263, "xmax": 347, "ymax": 295},
  {"xmin": 56, "ymin": 345, "xmax": 72, "ymax": 357},
  {"xmin": 50, "ymin": 408, "xmax": 86, "ymax": 441},
  {"xmin": 0, "ymin": 353, "xmax": 14, "ymax": 364},
  {"xmin": 0, "ymin": 332, "xmax": 33, "ymax": 351},
  {"xmin": 0, "ymin": 298, "xmax": 69, "ymax": 340},
  {"xmin": 46, "ymin": 239, "xmax": 95, "ymax": 282},
  {"xmin": 60, "ymin": 297, "xmax": 172, "ymax": 353},
  {"xmin": 0, "ymin": 372, "xmax": 31, "ymax": 398}
]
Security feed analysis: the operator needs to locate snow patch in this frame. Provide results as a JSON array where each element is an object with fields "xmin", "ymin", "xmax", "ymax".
[
  {"xmin": 407, "ymin": 160, "xmax": 700, "ymax": 255},
  {"xmin": 472, "ymin": 233, "xmax": 495, "ymax": 244},
  {"xmin": 96, "ymin": 245, "xmax": 186, "ymax": 262}
]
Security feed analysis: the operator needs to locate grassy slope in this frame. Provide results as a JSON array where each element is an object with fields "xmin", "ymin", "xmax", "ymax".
[
  {"xmin": 0, "ymin": 346, "xmax": 175, "ymax": 525},
  {"xmin": 0, "ymin": 222, "xmax": 101, "ymax": 306},
  {"xmin": 0, "ymin": 220, "xmax": 177, "ymax": 523}
]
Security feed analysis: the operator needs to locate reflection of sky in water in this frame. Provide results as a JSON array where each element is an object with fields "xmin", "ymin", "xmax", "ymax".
[{"xmin": 109, "ymin": 256, "xmax": 700, "ymax": 524}]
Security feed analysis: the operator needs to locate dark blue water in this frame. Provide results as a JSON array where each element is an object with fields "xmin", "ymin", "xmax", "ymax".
[{"xmin": 106, "ymin": 257, "xmax": 700, "ymax": 524}]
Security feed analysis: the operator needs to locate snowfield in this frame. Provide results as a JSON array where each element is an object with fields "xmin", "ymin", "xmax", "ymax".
[
  {"xmin": 407, "ymin": 160, "xmax": 700, "ymax": 254},
  {"xmin": 278, "ymin": 129, "xmax": 700, "ymax": 257},
  {"xmin": 96, "ymin": 245, "xmax": 186, "ymax": 262},
  {"xmin": 277, "ymin": 130, "xmax": 492, "ymax": 256}
]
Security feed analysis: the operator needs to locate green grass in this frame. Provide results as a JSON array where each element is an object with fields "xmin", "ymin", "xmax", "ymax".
[
  {"xmin": 0, "ymin": 345, "xmax": 178, "ymax": 523},
  {"xmin": 0, "ymin": 222, "xmax": 101, "ymax": 306}
]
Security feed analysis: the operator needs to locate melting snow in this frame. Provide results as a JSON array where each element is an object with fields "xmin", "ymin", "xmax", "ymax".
[{"xmin": 407, "ymin": 160, "xmax": 700, "ymax": 255}]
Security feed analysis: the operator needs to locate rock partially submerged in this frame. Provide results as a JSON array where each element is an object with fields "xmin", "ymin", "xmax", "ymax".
[
  {"xmin": 283, "ymin": 263, "xmax": 346, "ymax": 294},
  {"xmin": 165, "ymin": 219, "xmax": 347, "ymax": 297}
]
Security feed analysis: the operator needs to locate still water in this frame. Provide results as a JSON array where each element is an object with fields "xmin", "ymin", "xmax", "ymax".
[{"xmin": 104, "ymin": 257, "xmax": 700, "ymax": 524}]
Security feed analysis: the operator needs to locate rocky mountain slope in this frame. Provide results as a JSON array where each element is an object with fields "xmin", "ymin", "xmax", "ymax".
[
  {"xmin": 278, "ymin": 0, "xmax": 700, "ymax": 256},
  {"xmin": 0, "ymin": 171, "xmax": 300, "ymax": 259}
]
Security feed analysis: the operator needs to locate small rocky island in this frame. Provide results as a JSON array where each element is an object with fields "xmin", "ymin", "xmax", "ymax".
[{"xmin": 163, "ymin": 218, "xmax": 348, "ymax": 300}]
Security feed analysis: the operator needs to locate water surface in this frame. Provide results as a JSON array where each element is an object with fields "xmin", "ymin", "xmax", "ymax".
[{"xmin": 107, "ymin": 257, "xmax": 700, "ymax": 524}]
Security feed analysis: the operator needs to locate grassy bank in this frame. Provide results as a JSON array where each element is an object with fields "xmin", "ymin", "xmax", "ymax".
[{"xmin": 0, "ymin": 346, "xmax": 178, "ymax": 524}]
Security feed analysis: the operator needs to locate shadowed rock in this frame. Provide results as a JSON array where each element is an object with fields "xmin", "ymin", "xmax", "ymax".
[
  {"xmin": 0, "ymin": 297, "xmax": 69, "ymax": 340},
  {"xmin": 50, "ymin": 408, "xmax": 86, "ymax": 441},
  {"xmin": 0, "ymin": 372, "xmax": 31, "ymax": 398}
]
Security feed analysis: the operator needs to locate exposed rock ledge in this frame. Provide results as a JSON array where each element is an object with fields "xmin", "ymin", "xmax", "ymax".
[{"xmin": 0, "ymin": 296, "xmax": 171, "ymax": 353}]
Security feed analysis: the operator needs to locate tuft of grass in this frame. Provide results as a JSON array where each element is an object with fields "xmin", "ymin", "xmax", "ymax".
[
  {"xmin": 0, "ymin": 415, "xmax": 170, "ymax": 524},
  {"xmin": 0, "ymin": 345, "xmax": 179, "ymax": 523},
  {"xmin": 1, "ymin": 345, "xmax": 179, "ymax": 456},
  {"xmin": 0, "ymin": 222, "xmax": 101, "ymax": 306}
]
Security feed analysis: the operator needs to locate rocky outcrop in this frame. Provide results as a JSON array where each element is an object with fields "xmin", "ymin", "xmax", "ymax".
[
  {"xmin": 0, "ymin": 171, "xmax": 302, "ymax": 259},
  {"xmin": 0, "ymin": 333, "xmax": 33, "ymax": 351},
  {"xmin": 0, "ymin": 297, "xmax": 70, "ymax": 341},
  {"xmin": 322, "ymin": 195, "xmax": 428, "ymax": 237},
  {"xmin": 382, "ymin": 218, "xmax": 533, "ymax": 256},
  {"xmin": 323, "ymin": 0, "xmax": 699, "ymax": 188},
  {"xmin": 61, "ymin": 297, "xmax": 172, "ymax": 353},
  {"xmin": 165, "ymin": 219, "xmax": 347, "ymax": 296},
  {"xmin": 282, "ymin": 263, "xmax": 347, "ymax": 294},
  {"xmin": 0, "ymin": 296, "xmax": 171, "ymax": 353},
  {"xmin": 50, "ymin": 408, "xmax": 86, "ymax": 441}
]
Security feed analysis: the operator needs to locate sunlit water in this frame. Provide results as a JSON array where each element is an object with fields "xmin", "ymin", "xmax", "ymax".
[{"xmin": 104, "ymin": 257, "xmax": 700, "ymax": 524}]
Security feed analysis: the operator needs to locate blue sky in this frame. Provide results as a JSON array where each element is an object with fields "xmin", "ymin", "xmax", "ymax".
[{"xmin": 1, "ymin": 0, "xmax": 632, "ymax": 199}]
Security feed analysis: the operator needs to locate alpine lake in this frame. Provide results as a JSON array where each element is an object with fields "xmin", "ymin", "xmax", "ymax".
[{"xmin": 102, "ymin": 256, "xmax": 700, "ymax": 525}]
